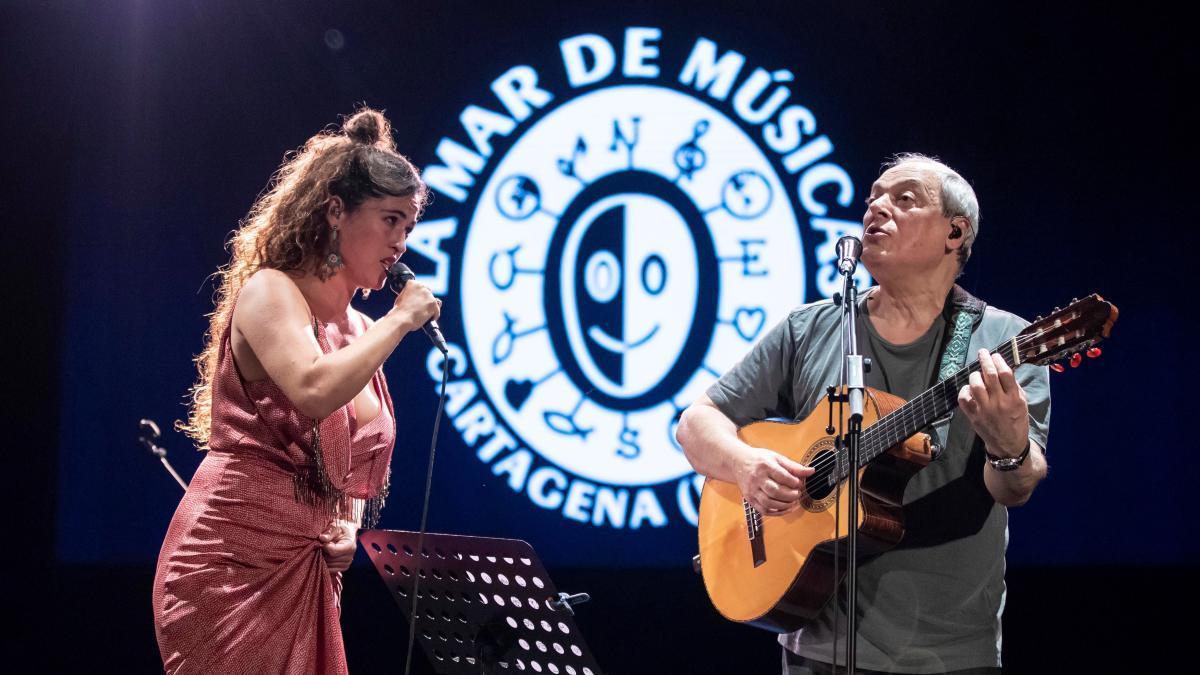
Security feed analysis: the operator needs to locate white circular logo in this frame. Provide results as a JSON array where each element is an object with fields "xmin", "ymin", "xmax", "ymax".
[
  {"xmin": 462, "ymin": 85, "xmax": 802, "ymax": 488},
  {"xmin": 415, "ymin": 30, "xmax": 869, "ymax": 531}
]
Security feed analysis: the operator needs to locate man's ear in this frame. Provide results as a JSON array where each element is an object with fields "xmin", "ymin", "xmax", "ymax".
[{"xmin": 945, "ymin": 217, "xmax": 966, "ymax": 252}]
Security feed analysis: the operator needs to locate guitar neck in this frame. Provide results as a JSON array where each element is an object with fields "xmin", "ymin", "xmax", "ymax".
[{"xmin": 850, "ymin": 336, "xmax": 1023, "ymax": 470}]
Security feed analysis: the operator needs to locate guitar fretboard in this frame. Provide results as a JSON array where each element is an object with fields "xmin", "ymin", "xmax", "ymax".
[{"xmin": 834, "ymin": 336, "xmax": 1020, "ymax": 479}]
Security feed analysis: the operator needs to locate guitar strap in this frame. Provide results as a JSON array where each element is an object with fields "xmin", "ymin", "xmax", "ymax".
[
  {"xmin": 907, "ymin": 286, "xmax": 982, "ymax": 438},
  {"xmin": 937, "ymin": 310, "xmax": 976, "ymax": 381},
  {"xmin": 935, "ymin": 284, "xmax": 986, "ymax": 382}
]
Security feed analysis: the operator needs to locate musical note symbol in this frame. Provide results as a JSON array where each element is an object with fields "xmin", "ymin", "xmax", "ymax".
[
  {"xmin": 674, "ymin": 120, "xmax": 710, "ymax": 182},
  {"xmin": 557, "ymin": 136, "xmax": 588, "ymax": 186}
]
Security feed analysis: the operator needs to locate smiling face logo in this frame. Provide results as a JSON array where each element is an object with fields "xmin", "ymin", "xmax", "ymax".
[
  {"xmin": 547, "ymin": 173, "xmax": 716, "ymax": 409},
  {"xmin": 569, "ymin": 197, "xmax": 665, "ymax": 393}
]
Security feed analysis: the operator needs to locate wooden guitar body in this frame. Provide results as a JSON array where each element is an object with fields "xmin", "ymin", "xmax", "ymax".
[{"xmin": 697, "ymin": 387, "xmax": 934, "ymax": 633}]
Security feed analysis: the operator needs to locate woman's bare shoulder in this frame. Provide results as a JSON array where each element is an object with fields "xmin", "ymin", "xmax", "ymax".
[
  {"xmin": 234, "ymin": 269, "xmax": 309, "ymax": 324},
  {"xmin": 240, "ymin": 267, "xmax": 300, "ymax": 294}
]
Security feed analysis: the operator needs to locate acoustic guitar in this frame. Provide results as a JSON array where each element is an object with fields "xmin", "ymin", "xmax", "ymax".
[{"xmin": 697, "ymin": 294, "xmax": 1118, "ymax": 632}]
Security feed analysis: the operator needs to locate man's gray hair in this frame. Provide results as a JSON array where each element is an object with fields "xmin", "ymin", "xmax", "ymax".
[{"xmin": 882, "ymin": 153, "xmax": 980, "ymax": 267}]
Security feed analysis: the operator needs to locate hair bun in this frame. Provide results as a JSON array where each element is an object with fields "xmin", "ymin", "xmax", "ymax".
[{"xmin": 343, "ymin": 108, "xmax": 394, "ymax": 148}]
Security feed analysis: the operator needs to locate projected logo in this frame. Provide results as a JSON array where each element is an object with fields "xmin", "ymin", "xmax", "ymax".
[{"xmin": 414, "ymin": 29, "xmax": 870, "ymax": 531}]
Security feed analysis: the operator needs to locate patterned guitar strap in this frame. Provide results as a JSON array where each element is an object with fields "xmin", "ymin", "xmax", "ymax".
[
  {"xmin": 938, "ymin": 309, "xmax": 977, "ymax": 382},
  {"xmin": 930, "ymin": 287, "xmax": 985, "ymax": 434}
]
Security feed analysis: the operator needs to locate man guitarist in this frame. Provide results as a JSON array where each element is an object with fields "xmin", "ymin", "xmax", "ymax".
[{"xmin": 677, "ymin": 154, "xmax": 1050, "ymax": 674}]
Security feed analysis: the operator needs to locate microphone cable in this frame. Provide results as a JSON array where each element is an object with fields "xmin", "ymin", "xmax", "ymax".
[{"xmin": 401, "ymin": 350, "xmax": 452, "ymax": 675}]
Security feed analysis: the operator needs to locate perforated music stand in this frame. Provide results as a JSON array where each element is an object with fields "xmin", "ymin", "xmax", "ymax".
[{"xmin": 360, "ymin": 530, "xmax": 605, "ymax": 675}]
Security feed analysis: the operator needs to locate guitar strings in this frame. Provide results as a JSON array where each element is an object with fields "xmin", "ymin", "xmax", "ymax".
[
  {"xmin": 802, "ymin": 347, "xmax": 1002, "ymax": 490},
  {"xmin": 805, "ymin": 329, "xmax": 1049, "ymax": 490},
  {"xmin": 827, "ymin": 307, "xmax": 1098, "ymax": 483},
  {"xmin": 798, "ymin": 330, "xmax": 1048, "ymax": 496}
]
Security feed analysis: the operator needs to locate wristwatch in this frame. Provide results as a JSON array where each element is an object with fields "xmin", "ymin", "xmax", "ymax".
[{"xmin": 986, "ymin": 440, "xmax": 1031, "ymax": 472}]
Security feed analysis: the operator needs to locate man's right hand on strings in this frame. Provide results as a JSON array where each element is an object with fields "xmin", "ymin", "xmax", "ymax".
[{"xmin": 736, "ymin": 448, "xmax": 813, "ymax": 516}]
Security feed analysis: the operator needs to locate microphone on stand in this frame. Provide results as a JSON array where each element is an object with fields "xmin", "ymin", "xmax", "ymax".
[
  {"xmin": 833, "ymin": 232, "xmax": 866, "ymax": 672},
  {"xmin": 836, "ymin": 235, "xmax": 863, "ymax": 276},
  {"xmin": 387, "ymin": 261, "xmax": 448, "ymax": 354}
]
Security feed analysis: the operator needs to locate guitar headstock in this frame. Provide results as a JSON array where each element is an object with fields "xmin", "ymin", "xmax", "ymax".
[{"xmin": 1016, "ymin": 294, "xmax": 1119, "ymax": 370}]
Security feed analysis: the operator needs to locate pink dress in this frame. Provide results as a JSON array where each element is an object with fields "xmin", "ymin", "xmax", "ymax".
[{"xmin": 153, "ymin": 311, "xmax": 395, "ymax": 674}]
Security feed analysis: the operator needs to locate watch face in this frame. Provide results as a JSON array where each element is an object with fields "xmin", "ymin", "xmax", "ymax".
[
  {"xmin": 988, "ymin": 442, "xmax": 1030, "ymax": 471},
  {"xmin": 990, "ymin": 458, "xmax": 1021, "ymax": 471}
]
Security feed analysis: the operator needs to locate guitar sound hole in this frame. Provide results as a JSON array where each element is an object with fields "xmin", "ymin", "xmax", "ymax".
[{"xmin": 804, "ymin": 450, "xmax": 840, "ymax": 502}]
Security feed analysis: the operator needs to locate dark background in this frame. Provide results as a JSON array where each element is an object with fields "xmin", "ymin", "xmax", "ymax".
[{"xmin": 6, "ymin": 0, "xmax": 1193, "ymax": 672}]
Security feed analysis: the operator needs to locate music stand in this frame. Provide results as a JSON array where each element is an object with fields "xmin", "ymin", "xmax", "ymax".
[{"xmin": 360, "ymin": 529, "xmax": 605, "ymax": 675}]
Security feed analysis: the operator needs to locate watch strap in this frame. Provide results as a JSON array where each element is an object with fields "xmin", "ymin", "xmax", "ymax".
[{"xmin": 986, "ymin": 440, "xmax": 1031, "ymax": 471}]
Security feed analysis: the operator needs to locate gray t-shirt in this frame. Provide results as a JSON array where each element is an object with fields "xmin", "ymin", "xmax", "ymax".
[{"xmin": 706, "ymin": 288, "xmax": 1050, "ymax": 673}]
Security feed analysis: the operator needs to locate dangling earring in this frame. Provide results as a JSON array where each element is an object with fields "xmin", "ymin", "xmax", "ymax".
[{"xmin": 323, "ymin": 222, "xmax": 344, "ymax": 278}]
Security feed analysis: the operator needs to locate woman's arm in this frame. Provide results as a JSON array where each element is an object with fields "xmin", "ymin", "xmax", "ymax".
[{"xmin": 232, "ymin": 269, "xmax": 438, "ymax": 419}]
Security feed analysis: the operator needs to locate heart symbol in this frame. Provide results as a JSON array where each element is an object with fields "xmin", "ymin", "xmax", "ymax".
[
  {"xmin": 504, "ymin": 379, "xmax": 534, "ymax": 410},
  {"xmin": 733, "ymin": 307, "xmax": 766, "ymax": 342}
]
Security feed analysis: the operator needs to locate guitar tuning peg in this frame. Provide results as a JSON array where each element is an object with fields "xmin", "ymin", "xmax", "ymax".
[
  {"xmin": 1071, "ymin": 297, "xmax": 1079, "ymax": 304},
  {"xmin": 1053, "ymin": 307, "xmax": 1061, "ymax": 313},
  {"xmin": 1069, "ymin": 353, "xmax": 1082, "ymax": 368},
  {"xmin": 1086, "ymin": 347, "xmax": 1102, "ymax": 358},
  {"xmin": 1050, "ymin": 363, "xmax": 1065, "ymax": 373}
]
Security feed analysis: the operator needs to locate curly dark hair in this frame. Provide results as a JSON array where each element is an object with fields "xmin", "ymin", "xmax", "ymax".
[{"xmin": 178, "ymin": 107, "xmax": 427, "ymax": 448}]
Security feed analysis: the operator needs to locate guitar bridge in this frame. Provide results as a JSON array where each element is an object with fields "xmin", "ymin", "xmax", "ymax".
[{"xmin": 743, "ymin": 499, "xmax": 767, "ymax": 567}]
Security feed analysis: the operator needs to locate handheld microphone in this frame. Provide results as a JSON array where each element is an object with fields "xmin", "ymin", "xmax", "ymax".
[
  {"xmin": 388, "ymin": 261, "xmax": 448, "ymax": 354},
  {"xmin": 836, "ymin": 235, "xmax": 863, "ymax": 276}
]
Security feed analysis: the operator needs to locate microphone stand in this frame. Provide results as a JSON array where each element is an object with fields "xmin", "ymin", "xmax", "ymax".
[
  {"xmin": 836, "ymin": 263, "xmax": 865, "ymax": 673},
  {"xmin": 139, "ymin": 418, "xmax": 189, "ymax": 491}
]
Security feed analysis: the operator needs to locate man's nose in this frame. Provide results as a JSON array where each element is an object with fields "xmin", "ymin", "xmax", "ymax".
[{"xmin": 864, "ymin": 196, "xmax": 890, "ymax": 224}]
